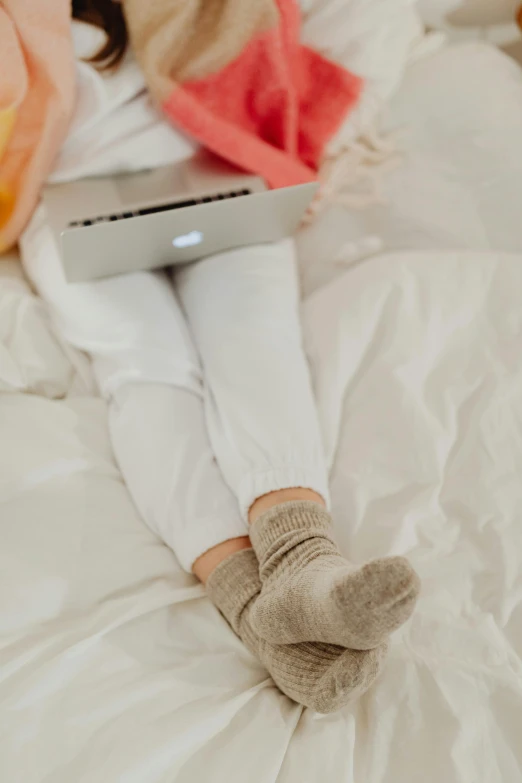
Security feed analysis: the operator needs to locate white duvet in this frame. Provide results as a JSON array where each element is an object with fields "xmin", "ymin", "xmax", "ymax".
[{"xmin": 1, "ymin": 36, "xmax": 522, "ymax": 783}]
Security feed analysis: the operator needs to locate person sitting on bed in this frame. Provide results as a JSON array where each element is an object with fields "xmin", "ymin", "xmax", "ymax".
[{"xmin": 21, "ymin": 0, "xmax": 420, "ymax": 713}]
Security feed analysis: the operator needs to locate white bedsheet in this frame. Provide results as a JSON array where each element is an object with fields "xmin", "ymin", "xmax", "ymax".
[
  {"xmin": 1, "ymin": 42, "xmax": 522, "ymax": 782},
  {"xmin": 298, "ymin": 41, "xmax": 522, "ymax": 294}
]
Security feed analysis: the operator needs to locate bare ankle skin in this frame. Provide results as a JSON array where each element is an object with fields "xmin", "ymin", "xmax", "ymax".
[{"xmin": 193, "ymin": 537, "xmax": 251, "ymax": 584}]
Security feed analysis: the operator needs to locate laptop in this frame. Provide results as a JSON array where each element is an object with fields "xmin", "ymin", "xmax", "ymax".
[{"xmin": 42, "ymin": 152, "xmax": 318, "ymax": 283}]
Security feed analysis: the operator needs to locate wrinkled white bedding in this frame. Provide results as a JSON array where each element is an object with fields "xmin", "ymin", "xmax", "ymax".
[{"xmin": 1, "ymin": 41, "xmax": 522, "ymax": 783}]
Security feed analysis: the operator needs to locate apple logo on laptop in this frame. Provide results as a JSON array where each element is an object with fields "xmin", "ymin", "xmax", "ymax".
[{"xmin": 172, "ymin": 230, "xmax": 203, "ymax": 249}]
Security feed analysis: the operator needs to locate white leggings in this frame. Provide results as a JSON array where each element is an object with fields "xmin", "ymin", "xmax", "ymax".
[{"xmin": 21, "ymin": 207, "xmax": 329, "ymax": 570}]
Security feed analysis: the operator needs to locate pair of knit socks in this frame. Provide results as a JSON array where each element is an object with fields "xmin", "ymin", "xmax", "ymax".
[{"xmin": 206, "ymin": 502, "xmax": 419, "ymax": 713}]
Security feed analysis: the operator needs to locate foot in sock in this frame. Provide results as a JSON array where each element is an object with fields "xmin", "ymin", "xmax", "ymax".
[
  {"xmin": 206, "ymin": 548, "xmax": 387, "ymax": 713},
  {"xmin": 249, "ymin": 501, "xmax": 420, "ymax": 649}
]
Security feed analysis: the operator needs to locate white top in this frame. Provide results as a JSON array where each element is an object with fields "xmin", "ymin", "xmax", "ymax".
[{"xmin": 50, "ymin": 21, "xmax": 197, "ymax": 184}]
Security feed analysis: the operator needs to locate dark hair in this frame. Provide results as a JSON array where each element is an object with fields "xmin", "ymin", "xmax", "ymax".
[{"xmin": 72, "ymin": 0, "xmax": 128, "ymax": 69}]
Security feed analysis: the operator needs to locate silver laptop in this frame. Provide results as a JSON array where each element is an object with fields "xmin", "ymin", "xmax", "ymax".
[{"xmin": 42, "ymin": 152, "xmax": 317, "ymax": 283}]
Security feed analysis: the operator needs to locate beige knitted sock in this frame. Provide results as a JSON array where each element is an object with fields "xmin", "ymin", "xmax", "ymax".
[
  {"xmin": 206, "ymin": 548, "xmax": 387, "ymax": 713},
  {"xmin": 249, "ymin": 501, "xmax": 420, "ymax": 649}
]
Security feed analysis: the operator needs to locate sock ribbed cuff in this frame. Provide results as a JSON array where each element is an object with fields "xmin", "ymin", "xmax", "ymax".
[
  {"xmin": 249, "ymin": 501, "xmax": 335, "ymax": 563},
  {"xmin": 206, "ymin": 548, "xmax": 261, "ymax": 634}
]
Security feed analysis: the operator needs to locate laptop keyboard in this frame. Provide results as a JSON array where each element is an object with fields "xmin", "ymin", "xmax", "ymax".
[{"xmin": 67, "ymin": 189, "xmax": 252, "ymax": 228}]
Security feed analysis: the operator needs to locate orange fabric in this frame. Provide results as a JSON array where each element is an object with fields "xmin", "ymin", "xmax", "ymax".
[
  {"xmin": 0, "ymin": 0, "xmax": 75, "ymax": 252},
  {"xmin": 161, "ymin": 0, "xmax": 362, "ymax": 188}
]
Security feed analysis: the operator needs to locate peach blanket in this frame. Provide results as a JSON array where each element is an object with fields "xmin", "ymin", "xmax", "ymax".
[{"xmin": 0, "ymin": 0, "xmax": 75, "ymax": 252}]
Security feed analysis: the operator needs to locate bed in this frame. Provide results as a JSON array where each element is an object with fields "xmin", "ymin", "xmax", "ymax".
[{"xmin": 1, "ymin": 33, "xmax": 522, "ymax": 783}]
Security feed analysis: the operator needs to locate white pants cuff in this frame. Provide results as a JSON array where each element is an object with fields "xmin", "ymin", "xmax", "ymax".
[
  {"xmin": 177, "ymin": 516, "xmax": 249, "ymax": 573},
  {"xmin": 239, "ymin": 467, "xmax": 330, "ymax": 519}
]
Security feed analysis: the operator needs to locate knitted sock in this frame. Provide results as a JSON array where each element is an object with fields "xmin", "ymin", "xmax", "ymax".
[
  {"xmin": 249, "ymin": 501, "xmax": 420, "ymax": 648},
  {"xmin": 206, "ymin": 548, "xmax": 387, "ymax": 713}
]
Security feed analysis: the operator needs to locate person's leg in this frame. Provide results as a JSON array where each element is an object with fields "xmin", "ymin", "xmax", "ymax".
[
  {"xmin": 110, "ymin": 383, "xmax": 251, "ymax": 571},
  {"xmin": 20, "ymin": 205, "xmax": 248, "ymax": 570},
  {"xmin": 177, "ymin": 239, "xmax": 420, "ymax": 649},
  {"xmin": 176, "ymin": 239, "xmax": 330, "ymax": 512},
  {"xmin": 20, "ymin": 211, "xmax": 387, "ymax": 712}
]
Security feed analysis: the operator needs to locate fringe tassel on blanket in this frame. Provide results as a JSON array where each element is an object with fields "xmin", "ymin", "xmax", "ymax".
[{"xmin": 304, "ymin": 125, "xmax": 403, "ymax": 224}]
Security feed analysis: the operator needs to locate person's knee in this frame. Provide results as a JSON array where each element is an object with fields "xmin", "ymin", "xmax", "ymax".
[
  {"xmin": 94, "ymin": 357, "xmax": 203, "ymax": 403},
  {"xmin": 179, "ymin": 240, "xmax": 299, "ymax": 335}
]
